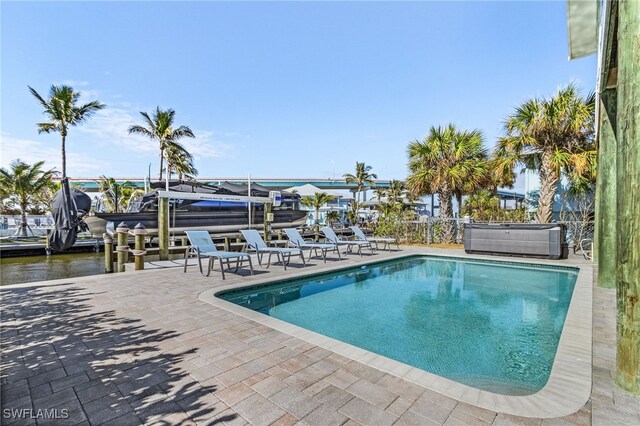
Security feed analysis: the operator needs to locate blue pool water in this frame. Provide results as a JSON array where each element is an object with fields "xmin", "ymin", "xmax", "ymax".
[{"xmin": 218, "ymin": 256, "xmax": 578, "ymax": 395}]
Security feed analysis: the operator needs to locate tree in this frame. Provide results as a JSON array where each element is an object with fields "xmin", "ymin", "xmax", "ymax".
[
  {"xmin": 164, "ymin": 141, "xmax": 198, "ymax": 180},
  {"xmin": 128, "ymin": 107, "xmax": 195, "ymax": 180},
  {"xmin": 96, "ymin": 176, "xmax": 144, "ymax": 213},
  {"xmin": 493, "ymin": 84, "xmax": 595, "ymax": 223},
  {"xmin": 0, "ymin": 159, "xmax": 58, "ymax": 236},
  {"xmin": 29, "ymin": 85, "xmax": 105, "ymax": 179},
  {"xmin": 343, "ymin": 162, "xmax": 377, "ymax": 203},
  {"xmin": 300, "ymin": 192, "xmax": 335, "ymax": 241},
  {"xmin": 407, "ymin": 124, "xmax": 488, "ymax": 242}
]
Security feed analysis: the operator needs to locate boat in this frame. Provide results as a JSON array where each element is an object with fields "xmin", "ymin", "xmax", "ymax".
[{"xmin": 84, "ymin": 181, "xmax": 308, "ymax": 237}]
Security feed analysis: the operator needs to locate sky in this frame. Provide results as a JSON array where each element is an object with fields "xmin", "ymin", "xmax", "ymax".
[{"xmin": 1, "ymin": 1, "xmax": 597, "ymax": 190}]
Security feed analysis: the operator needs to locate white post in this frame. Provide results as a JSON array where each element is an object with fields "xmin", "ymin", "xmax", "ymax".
[{"xmin": 248, "ymin": 173, "xmax": 252, "ymax": 228}]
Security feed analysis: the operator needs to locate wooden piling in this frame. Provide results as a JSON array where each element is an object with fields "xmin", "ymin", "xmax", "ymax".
[
  {"xmin": 103, "ymin": 233, "xmax": 114, "ymax": 273},
  {"xmin": 615, "ymin": 0, "xmax": 640, "ymax": 394},
  {"xmin": 133, "ymin": 223, "xmax": 147, "ymax": 271},
  {"xmin": 116, "ymin": 222, "xmax": 129, "ymax": 273},
  {"xmin": 263, "ymin": 202, "xmax": 273, "ymax": 241},
  {"xmin": 158, "ymin": 197, "xmax": 169, "ymax": 260}
]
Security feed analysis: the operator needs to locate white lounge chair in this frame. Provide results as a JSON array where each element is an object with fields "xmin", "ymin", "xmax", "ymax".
[
  {"xmin": 320, "ymin": 226, "xmax": 374, "ymax": 257},
  {"xmin": 240, "ymin": 229, "xmax": 305, "ymax": 269},
  {"xmin": 283, "ymin": 228, "xmax": 341, "ymax": 262},
  {"xmin": 350, "ymin": 226, "xmax": 399, "ymax": 251},
  {"xmin": 184, "ymin": 230, "xmax": 253, "ymax": 279}
]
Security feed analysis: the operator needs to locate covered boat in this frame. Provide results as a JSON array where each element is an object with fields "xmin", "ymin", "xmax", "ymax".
[{"xmin": 84, "ymin": 181, "xmax": 308, "ymax": 236}]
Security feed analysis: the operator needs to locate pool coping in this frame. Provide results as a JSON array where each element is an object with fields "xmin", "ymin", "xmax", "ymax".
[{"xmin": 198, "ymin": 249, "xmax": 592, "ymax": 419}]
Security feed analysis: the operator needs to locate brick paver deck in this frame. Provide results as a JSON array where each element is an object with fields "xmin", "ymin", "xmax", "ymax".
[{"xmin": 1, "ymin": 247, "xmax": 638, "ymax": 425}]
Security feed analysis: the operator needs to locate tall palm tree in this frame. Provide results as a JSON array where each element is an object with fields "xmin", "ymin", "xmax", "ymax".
[
  {"xmin": 164, "ymin": 141, "xmax": 198, "ymax": 180},
  {"xmin": 493, "ymin": 84, "xmax": 595, "ymax": 223},
  {"xmin": 300, "ymin": 192, "xmax": 335, "ymax": 241},
  {"xmin": 407, "ymin": 124, "xmax": 488, "ymax": 243},
  {"xmin": 128, "ymin": 107, "xmax": 195, "ymax": 180},
  {"xmin": 343, "ymin": 162, "xmax": 377, "ymax": 203},
  {"xmin": 0, "ymin": 159, "xmax": 58, "ymax": 236},
  {"xmin": 29, "ymin": 85, "xmax": 105, "ymax": 179}
]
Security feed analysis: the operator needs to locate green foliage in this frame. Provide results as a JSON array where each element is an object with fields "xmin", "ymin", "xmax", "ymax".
[
  {"xmin": 96, "ymin": 176, "xmax": 144, "ymax": 213},
  {"xmin": 406, "ymin": 124, "xmax": 488, "ymax": 242},
  {"xmin": 128, "ymin": 107, "xmax": 195, "ymax": 180},
  {"xmin": 343, "ymin": 162, "xmax": 377, "ymax": 203},
  {"xmin": 300, "ymin": 192, "xmax": 335, "ymax": 240},
  {"xmin": 0, "ymin": 159, "xmax": 58, "ymax": 236},
  {"xmin": 29, "ymin": 85, "xmax": 105, "ymax": 178},
  {"xmin": 462, "ymin": 190, "xmax": 528, "ymax": 222},
  {"xmin": 164, "ymin": 141, "xmax": 198, "ymax": 180},
  {"xmin": 325, "ymin": 210, "xmax": 340, "ymax": 225},
  {"xmin": 493, "ymin": 84, "xmax": 595, "ymax": 223}
]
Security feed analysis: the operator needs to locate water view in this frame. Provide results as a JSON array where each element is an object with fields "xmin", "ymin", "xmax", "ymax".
[{"xmin": 0, "ymin": 253, "xmax": 105, "ymax": 286}]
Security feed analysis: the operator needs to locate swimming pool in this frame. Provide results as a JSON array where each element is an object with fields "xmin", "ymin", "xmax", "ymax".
[{"xmin": 217, "ymin": 255, "xmax": 578, "ymax": 396}]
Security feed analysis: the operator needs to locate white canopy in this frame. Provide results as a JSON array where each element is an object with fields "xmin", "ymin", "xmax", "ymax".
[{"xmin": 284, "ymin": 183, "xmax": 348, "ymax": 199}]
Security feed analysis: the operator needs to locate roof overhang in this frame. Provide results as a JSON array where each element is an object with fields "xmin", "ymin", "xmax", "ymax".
[{"xmin": 567, "ymin": 0, "xmax": 598, "ymax": 59}]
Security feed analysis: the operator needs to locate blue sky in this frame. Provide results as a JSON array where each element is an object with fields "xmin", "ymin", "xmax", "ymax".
[{"xmin": 1, "ymin": 1, "xmax": 596, "ymax": 189}]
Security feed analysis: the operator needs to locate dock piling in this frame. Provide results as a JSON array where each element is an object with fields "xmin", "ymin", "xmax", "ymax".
[
  {"xmin": 133, "ymin": 223, "xmax": 147, "ymax": 271},
  {"xmin": 116, "ymin": 222, "xmax": 129, "ymax": 272},
  {"xmin": 104, "ymin": 233, "xmax": 114, "ymax": 273}
]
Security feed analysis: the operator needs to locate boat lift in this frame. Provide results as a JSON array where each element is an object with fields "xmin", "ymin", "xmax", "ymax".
[{"xmin": 156, "ymin": 190, "xmax": 282, "ymax": 260}]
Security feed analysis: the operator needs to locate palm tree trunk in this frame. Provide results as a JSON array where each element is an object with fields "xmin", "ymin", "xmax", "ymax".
[
  {"xmin": 314, "ymin": 207, "xmax": 320, "ymax": 241},
  {"xmin": 159, "ymin": 151, "xmax": 164, "ymax": 181},
  {"xmin": 61, "ymin": 134, "xmax": 67, "ymax": 179},
  {"xmin": 20, "ymin": 204, "xmax": 28, "ymax": 237},
  {"xmin": 536, "ymin": 150, "xmax": 559, "ymax": 223},
  {"xmin": 438, "ymin": 186, "xmax": 454, "ymax": 243}
]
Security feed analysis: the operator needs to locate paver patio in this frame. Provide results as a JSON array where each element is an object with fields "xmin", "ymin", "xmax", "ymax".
[{"xmin": 1, "ymin": 247, "xmax": 638, "ymax": 425}]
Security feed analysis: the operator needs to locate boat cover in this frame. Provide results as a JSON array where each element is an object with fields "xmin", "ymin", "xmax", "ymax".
[{"xmin": 50, "ymin": 181, "xmax": 92, "ymax": 252}]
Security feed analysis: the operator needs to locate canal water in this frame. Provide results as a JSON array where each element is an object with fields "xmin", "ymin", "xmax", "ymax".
[{"xmin": 1, "ymin": 253, "xmax": 105, "ymax": 286}]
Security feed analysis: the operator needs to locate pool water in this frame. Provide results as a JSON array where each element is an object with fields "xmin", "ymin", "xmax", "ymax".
[{"xmin": 218, "ymin": 256, "xmax": 578, "ymax": 395}]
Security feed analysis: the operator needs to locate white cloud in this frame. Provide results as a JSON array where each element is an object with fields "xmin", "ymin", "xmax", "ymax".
[
  {"xmin": 183, "ymin": 130, "xmax": 236, "ymax": 159},
  {"xmin": 55, "ymin": 80, "xmax": 90, "ymax": 87},
  {"xmin": 77, "ymin": 108, "xmax": 156, "ymax": 154},
  {"xmin": 77, "ymin": 109, "xmax": 237, "ymax": 160},
  {"xmin": 0, "ymin": 134, "xmax": 111, "ymax": 174}
]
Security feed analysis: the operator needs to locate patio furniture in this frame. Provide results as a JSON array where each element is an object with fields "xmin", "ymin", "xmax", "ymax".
[
  {"xmin": 240, "ymin": 229, "xmax": 305, "ymax": 269},
  {"xmin": 184, "ymin": 230, "xmax": 253, "ymax": 279},
  {"xmin": 350, "ymin": 226, "xmax": 399, "ymax": 251},
  {"xmin": 283, "ymin": 228, "xmax": 341, "ymax": 262},
  {"xmin": 320, "ymin": 226, "xmax": 374, "ymax": 256}
]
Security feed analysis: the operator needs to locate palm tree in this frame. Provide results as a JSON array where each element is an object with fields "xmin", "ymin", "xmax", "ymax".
[
  {"xmin": 462, "ymin": 190, "xmax": 502, "ymax": 222},
  {"xmin": 406, "ymin": 124, "xmax": 488, "ymax": 243},
  {"xmin": 164, "ymin": 141, "xmax": 198, "ymax": 180},
  {"xmin": 343, "ymin": 162, "xmax": 377, "ymax": 203},
  {"xmin": 0, "ymin": 159, "xmax": 58, "ymax": 236},
  {"xmin": 493, "ymin": 84, "xmax": 595, "ymax": 223},
  {"xmin": 300, "ymin": 192, "xmax": 335, "ymax": 241},
  {"xmin": 29, "ymin": 85, "xmax": 105, "ymax": 179},
  {"xmin": 128, "ymin": 107, "xmax": 195, "ymax": 180},
  {"xmin": 96, "ymin": 176, "xmax": 144, "ymax": 213},
  {"xmin": 386, "ymin": 180, "xmax": 406, "ymax": 206}
]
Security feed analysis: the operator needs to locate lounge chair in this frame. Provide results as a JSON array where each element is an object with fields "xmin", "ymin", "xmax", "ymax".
[
  {"xmin": 184, "ymin": 230, "xmax": 253, "ymax": 279},
  {"xmin": 320, "ymin": 226, "xmax": 374, "ymax": 256},
  {"xmin": 350, "ymin": 226, "xmax": 399, "ymax": 251},
  {"xmin": 240, "ymin": 229, "xmax": 305, "ymax": 269},
  {"xmin": 283, "ymin": 228, "xmax": 341, "ymax": 262}
]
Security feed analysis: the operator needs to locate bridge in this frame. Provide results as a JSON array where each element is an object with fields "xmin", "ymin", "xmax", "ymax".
[{"xmin": 61, "ymin": 177, "xmax": 392, "ymax": 192}]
